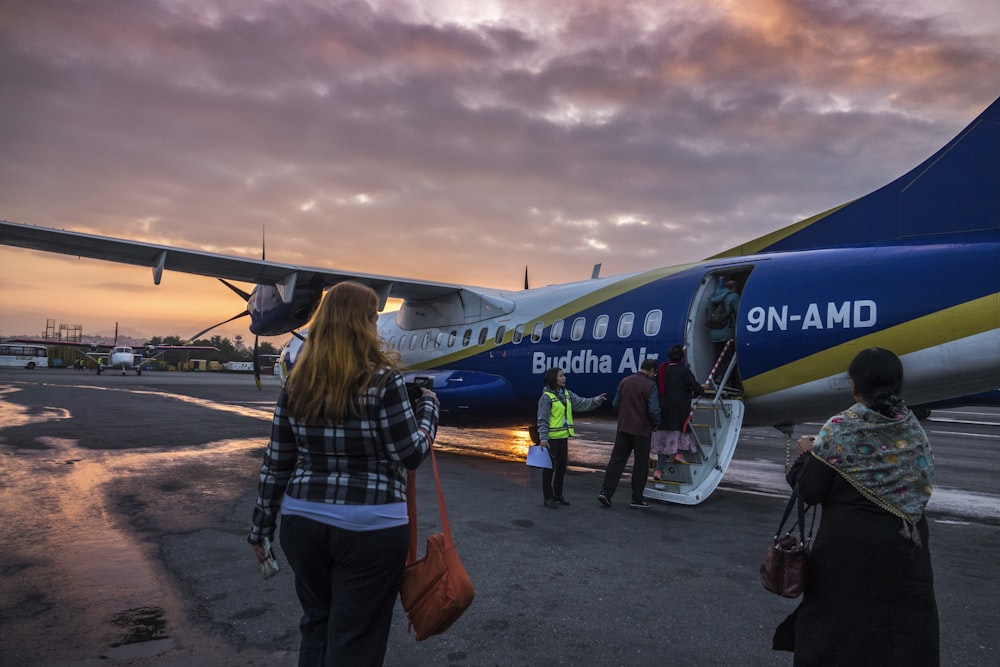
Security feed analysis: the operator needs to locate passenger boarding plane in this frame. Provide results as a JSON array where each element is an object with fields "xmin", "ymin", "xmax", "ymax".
[{"xmin": 2, "ymin": 96, "xmax": 999, "ymax": 504}]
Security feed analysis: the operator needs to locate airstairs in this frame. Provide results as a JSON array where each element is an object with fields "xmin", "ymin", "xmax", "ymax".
[{"xmin": 644, "ymin": 341, "xmax": 744, "ymax": 505}]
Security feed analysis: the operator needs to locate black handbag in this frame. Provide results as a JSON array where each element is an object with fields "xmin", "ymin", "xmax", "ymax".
[{"xmin": 760, "ymin": 487, "xmax": 814, "ymax": 598}]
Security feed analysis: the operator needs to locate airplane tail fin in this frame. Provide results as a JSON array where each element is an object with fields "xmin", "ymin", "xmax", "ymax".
[{"xmin": 713, "ymin": 95, "xmax": 1000, "ymax": 257}]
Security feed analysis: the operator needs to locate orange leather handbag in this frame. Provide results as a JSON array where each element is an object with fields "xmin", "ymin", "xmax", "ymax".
[{"xmin": 400, "ymin": 448, "xmax": 475, "ymax": 640}]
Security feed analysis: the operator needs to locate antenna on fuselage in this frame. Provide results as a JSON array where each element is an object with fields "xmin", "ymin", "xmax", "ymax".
[
  {"xmin": 591, "ymin": 263, "xmax": 602, "ymax": 279},
  {"xmin": 524, "ymin": 266, "xmax": 529, "ymax": 290}
]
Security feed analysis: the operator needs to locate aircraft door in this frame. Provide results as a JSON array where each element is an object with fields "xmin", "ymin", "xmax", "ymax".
[{"xmin": 685, "ymin": 267, "xmax": 754, "ymax": 390}]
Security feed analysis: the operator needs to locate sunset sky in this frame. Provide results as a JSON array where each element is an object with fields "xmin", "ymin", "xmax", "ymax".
[{"xmin": 1, "ymin": 0, "xmax": 998, "ymax": 344}]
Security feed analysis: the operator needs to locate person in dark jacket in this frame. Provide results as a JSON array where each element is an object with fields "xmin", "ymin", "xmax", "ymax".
[
  {"xmin": 598, "ymin": 358, "xmax": 661, "ymax": 509},
  {"xmin": 651, "ymin": 345, "xmax": 704, "ymax": 479},
  {"xmin": 774, "ymin": 347, "xmax": 938, "ymax": 666}
]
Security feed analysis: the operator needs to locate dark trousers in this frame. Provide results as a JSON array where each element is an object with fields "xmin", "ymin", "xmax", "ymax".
[
  {"xmin": 279, "ymin": 515, "xmax": 409, "ymax": 667},
  {"xmin": 541, "ymin": 438, "xmax": 568, "ymax": 499},
  {"xmin": 600, "ymin": 432, "xmax": 652, "ymax": 503}
]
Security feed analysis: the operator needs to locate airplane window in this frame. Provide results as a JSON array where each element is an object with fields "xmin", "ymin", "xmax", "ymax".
[
  {"xmin": 531, "ymin": 322, "xmax": 544, "ymax": 343},
  {"xmin": 644, "ymin": 310, "xmax": 662, "ymax": 336},
  {"xmin": 494, "ymin": 325, "xmax": 506, "ymax": 345},
  {"xmin": 463, "ymin": 329, "xmax": 472, "ymax": 346},
  {"xmin": 478, "ymin": 328, "xmax": 489, "ymax": 345},
  {"xmin": 435, "ymin": 332, "xmax": 444, "ymax": 348},
  {"xmin": 617, "ymin": 313, "xmax": 634, "ymax": 338},
  {"xmin": 448, "ymin": 331, "xmax": 457, "ymax": 347},
  {"xmin": 593, "ymin": 315, "xmax": 609, "ymax": 340},
  {"xmin": 409, "ymin": 334, "xmax": 419, "ymax": 350},
  {"xmin": 422, "ymin": 332, "xmax": 432, "ymax": 349},
  {"xmin": 512, "ymin": 324, "xmax": 524, "ymax": 344},
  {"xmin": 571, "ymin": 317, "xmax": 586, "ymax": 341},
  {"xmin": 550, "ymin": 320, "xmax": 564, "ymax": 342},
  {"xmin": 387, "ymin": 337, "xmax": 395, "ymax": 349}
]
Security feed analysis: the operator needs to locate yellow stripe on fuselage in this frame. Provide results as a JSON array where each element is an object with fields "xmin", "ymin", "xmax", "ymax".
[
  {"xmin": 406, "ymin": 263, "xmax": 697, "ymax": 370},
  {"xmin": 708, "ymin": 201, "xmax": 854, "ymax": 258},
  {"xmin": 745, "ymin": 293, "xmax": 999, "ymax": 397}
]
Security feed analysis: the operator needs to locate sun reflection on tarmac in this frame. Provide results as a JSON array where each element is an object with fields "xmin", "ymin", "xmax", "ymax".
[
  {"xmin": 0, "ymin": 386, "xmax": 71, "ymax": 427},
  {"xmin": 0, "ymin": 384, "xmax": 274, "ymax": 661}
]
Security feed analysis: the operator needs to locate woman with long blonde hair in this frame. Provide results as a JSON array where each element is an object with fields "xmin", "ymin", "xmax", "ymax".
[{"xmin": 249, "ymin": 281, "xmax": 438, "ymax": 666}]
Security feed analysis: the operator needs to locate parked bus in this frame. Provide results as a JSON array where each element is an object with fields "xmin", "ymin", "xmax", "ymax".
[{"xmin": 0, "ymin": 343, "xmax": 49, "ymax": 369}]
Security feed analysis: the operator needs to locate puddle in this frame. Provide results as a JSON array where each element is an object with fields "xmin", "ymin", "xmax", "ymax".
[{"xmin": 110, "ymin": 605, "xmax": 169, "ymax": 646}]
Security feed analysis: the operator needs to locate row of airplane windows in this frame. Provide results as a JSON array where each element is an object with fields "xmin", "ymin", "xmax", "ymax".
[{"xmin": 385, "ymin": 310, "xmax": 664, "ymax": 352}]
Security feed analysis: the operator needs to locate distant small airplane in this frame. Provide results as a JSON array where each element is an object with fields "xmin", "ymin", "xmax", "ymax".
[
  {"xmin": 8, "ymin": 323, "xmax": 217, "ymax": 375},
  {"xmin": 3, "ymin": 95, "xmax": 999, "ymax": 504}
]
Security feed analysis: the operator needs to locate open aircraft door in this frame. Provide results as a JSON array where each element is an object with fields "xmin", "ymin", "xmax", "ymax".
[{"xmin": 643, "ymin": 267, "xmax": 753, "ymax": 505}]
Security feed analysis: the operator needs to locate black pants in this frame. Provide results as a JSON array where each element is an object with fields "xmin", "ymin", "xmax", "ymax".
[
  {"xmin": 279, "ymin": 515, "xmax": 409, "ymax": 667},
  {"xmin": 600, "ymin": 431, "xmax": 651, "ymax": 503},
  {"xmin": 541, "ymin": 438, "xmax": 568, "ymax": 500}
]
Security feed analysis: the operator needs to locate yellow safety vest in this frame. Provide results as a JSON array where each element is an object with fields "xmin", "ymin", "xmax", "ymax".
[{"xmin": 545, "ymin": 390, "xmax": 574, "ymax": 438}]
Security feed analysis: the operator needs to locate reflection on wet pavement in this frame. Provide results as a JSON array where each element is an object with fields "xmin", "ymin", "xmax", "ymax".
[{"xmin": 0, "ymin": 383, "xmax": 272, "ymax": 662}]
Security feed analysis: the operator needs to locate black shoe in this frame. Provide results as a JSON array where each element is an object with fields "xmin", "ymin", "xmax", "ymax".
[
  {"xmin": 598, "ymin": 491, "xmax": 612, "ymax": 507},
  {"xmin": 544, "ymin": 498, "xmax": 560, "ymax": 509},
  {"xmin": 556, "ymin": 496, "xmax": 570, "ymax": 506},
  {"xmin": 629, "ymin": 500, "xmax": 651, "ymax": 509}
]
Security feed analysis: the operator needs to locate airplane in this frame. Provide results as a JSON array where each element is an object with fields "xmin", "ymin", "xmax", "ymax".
[
  {"xmin": 7, "ymin": 323, "xmax": 218, "ymax": 375},
  {"xmin": 2, "ymin": 95, "xmax": 999, "ymax": 505}
]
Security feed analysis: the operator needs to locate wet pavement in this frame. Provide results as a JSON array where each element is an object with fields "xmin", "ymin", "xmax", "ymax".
[{"xmin": 0, "ymin": 369, "xmax": 997, "ymax": 666}]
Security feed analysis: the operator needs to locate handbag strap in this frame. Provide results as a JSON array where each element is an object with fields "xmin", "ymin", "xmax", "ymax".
[
  {"xmin": 774, "ymin": 485, "xmax": 817, "ymax": 546},
  {"xmin": 406, "ymin": 447, "xmax": 453, "ymax": 564}
]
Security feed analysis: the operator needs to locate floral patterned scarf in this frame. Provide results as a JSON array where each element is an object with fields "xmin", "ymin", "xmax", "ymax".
[{"xmin": 811, "ymin": 402, "xmax": 934, "ymax": 527}]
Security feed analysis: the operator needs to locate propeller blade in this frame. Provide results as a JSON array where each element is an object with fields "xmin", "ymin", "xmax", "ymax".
[
  {"xmin": 218, "ymin": 278, "xmax": 253, "ymax": 301},
  {"xmin": 253, "ymin": 335, "xmax": 262, "ymax": 391},
  {"xmin": 186, "ymin": 311, "xmax": 249, "ymax": 344}
]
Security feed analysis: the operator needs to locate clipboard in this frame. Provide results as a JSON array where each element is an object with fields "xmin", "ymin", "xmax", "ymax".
[{"xmin": 526, "ymin": 445, "xmax": 553, "ymax": 469}]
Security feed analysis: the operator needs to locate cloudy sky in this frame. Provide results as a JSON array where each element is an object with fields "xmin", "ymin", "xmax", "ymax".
[{"xmin": 1, "ymin": 0, "xmax": 998, "ymax": 343}]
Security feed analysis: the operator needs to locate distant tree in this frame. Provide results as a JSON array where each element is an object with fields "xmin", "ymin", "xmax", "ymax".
[{"xmin": 259, "ymin": 340, "xmax": 280, "ymax": 357}]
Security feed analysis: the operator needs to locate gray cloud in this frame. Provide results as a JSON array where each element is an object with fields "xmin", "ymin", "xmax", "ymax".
[{"xmin": 1, "ymin": 0, "xmax": 997, "ymax": 336}]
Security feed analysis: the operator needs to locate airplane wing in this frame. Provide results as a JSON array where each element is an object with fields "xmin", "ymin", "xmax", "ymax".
[
  {"xmin": 2, "ymin": 337, "xmax": 97, "ymax": 348},
  {"xmin": 0, "ymin": 220, "xmax": 474, "ymax": 301}
]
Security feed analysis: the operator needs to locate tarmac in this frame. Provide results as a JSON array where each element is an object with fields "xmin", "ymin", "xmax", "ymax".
[{"xmin": 0, "ymin": 371, "xmax": 997, "ymax": 666}]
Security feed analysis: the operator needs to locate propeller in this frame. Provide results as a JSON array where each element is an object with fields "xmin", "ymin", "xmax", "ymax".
[{"xmin": 185, "ymin": 309, "xmax": 249, "ymax": 343}]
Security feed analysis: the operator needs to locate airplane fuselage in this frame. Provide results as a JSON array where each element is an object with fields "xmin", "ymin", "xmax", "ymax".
[{"xmin": 335, "ymin": 242, "xmax": 1000, "ymax": 428}]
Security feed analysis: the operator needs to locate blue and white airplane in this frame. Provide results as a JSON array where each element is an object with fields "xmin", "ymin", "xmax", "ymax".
[{"xmin": 2, "ymin": 95, "xmax": 999, "ymax": 504}]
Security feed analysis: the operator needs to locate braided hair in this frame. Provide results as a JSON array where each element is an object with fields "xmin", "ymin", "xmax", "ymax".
[{"xmin": 848, "ymin": 347, "xmax": 905, "ymax": 418}]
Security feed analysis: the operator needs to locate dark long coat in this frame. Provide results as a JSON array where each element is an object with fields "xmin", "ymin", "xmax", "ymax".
[
  {"xmin": 656, "ymin": 362, "xmax": 703, "ymax": 432},
  {"xmin": 778, "ymin": 455, "xmax": 939, "ymax": 666}
]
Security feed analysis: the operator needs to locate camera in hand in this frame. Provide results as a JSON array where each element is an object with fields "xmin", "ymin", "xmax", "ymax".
[{"xmin": 404, "ymin": 376, "xmax": 433, "ymax": 409}]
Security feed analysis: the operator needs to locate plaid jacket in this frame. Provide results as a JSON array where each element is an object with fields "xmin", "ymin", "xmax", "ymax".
[{"xmin": 249, "ymin": 369, "xmax": 437, "ymax": 543}]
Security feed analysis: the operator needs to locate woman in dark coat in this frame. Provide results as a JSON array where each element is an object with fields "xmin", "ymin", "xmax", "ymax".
[
  {"xmin": 651, "ymin": 344, "xmax": 704, "ymax": 479},
  {"xmin": 776, "ymin": 347, "xmax": 938, "ymax": 666}
]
